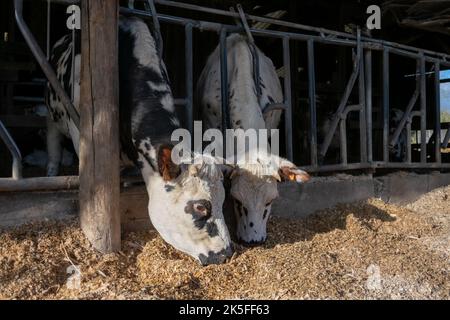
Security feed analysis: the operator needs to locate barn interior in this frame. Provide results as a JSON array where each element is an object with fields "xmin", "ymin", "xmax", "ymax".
[{"xmin": 1, "ymin": 0, "xmax": 450, "ymax": 178}]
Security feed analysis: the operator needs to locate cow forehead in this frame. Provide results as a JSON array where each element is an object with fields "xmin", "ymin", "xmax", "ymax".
[
  {"xmin": 177, "ymin": 165, "xmax": 225, "ymax": 196},
  {"xmin": 231, "ymin": 173, "xmax": 278, "ymax": 203}
]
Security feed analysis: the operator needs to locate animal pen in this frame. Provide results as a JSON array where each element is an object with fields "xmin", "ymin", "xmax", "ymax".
[{"xmin": 1, "ymin": 0, "xmax": 450, "ymax": 253}]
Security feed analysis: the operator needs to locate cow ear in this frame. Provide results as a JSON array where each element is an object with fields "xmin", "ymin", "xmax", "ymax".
[
  {"xmin": 157, "ymin": 144, "xmax": 181, "ymax": 181},
  {"xmin": 269, "ymin": 155, "xmax": 310, "ymax": 183},
  {"xmin": 278, "ymin": 166, "xmax": 310, "ymax": 183}
]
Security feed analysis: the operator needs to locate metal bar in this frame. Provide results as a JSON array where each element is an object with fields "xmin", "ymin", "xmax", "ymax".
[
  {"xmin": 357, "ymin": 30, "xmax": 367, "ymax": 163},
  {"xmin": 185, "ymin": 23, "xmax": 193, "ymax": 135},
  {"xmin": 389, "ymin": 89, "xmax": 419, "ymax": 146},
  {"xmin": 338, "ymin": 103, "xmax": 361, "ymax": 166},
  {"xmin": 434, "ymin": 62, "xmax": 441, "ymax": 163},
  {"xmin": 155, "ymin": 0, "xmax": 357, "ymax": 41},
  {"xmin": 249, "ymin": 28, "xmax": 357, "ymax": 47},
  {"xmin": 120, "ymin": 7, "xmax": 354, "ymax": 46},
  {"xmin": 339, "ymin": 120, "xmax": 347, "ymax": 165},
  {"xmin": 343, "ymin": 104, "xmax": 362, "ymax": 117},
  {"xmin": 406, "ymin": 120, "xmax": 412, "ymax": 163},
  {"xmin": 13, "ymin": 96, "xmax": 45, "ymax": 103},
  {"xmin": 388, "ymin": 47, "xmax": 423, "ymax": 59},
  {"xmin": 120, "ymin": 7, "xmax": 240, "ymax": 32},
  {"xmin": 365, "ymin": 49, "xmax": 373, "ymax": 163},
  {"xmin": 120, "ymin": 7, "xmax": 450, "ymax": 68},
  {"xmin": 302, "ymin": 163, "xmax": 373, "ymax": 172},
  {"xmin": 411, "ymin": 111, "xmax": 421, "ymax": 118},
  {"xmin": 147, "ymin": 0, "xmax": 163, "ymax": 58},
  {"xmin": 0, "ymin": 80, "xmax": 46, "ymax": 86},
  {"xmin": 307, "ymin": 39, "xmax": 317, "ymax": 167},
  {"xmin": 405, "ymin": 71, "xmax": 437, "ymax": 78},
  {"xmin": 236, "ymin": 4, "xmax": 255, "ymax": 44},
  {"xmin": 235, "ymin": 4, "xmax": 261, "ymax": 102},
  {"xmin": 442, "ymin": 128, "xmax": 450, "ymax": 149},
  {"xmin": 302, "ymin": 161, "xmax": 450, "ymax": 173},
  {"xmin": 0, "ymin": 120, "xmax": 22, "ymax": 179},
  {"xmin": 0, "ymin": 176, "xmax": 79, "ymax": 192},
  {"xmin": 252, "ymin": 47, "xmax": 261, "ymax": 102},
  {"xmin": 46, "ymin": 0, "xmax": 50, "ymax": 60},
  {"xmin": 319, "ymin": 43, "xmax": 361, "ymax": 158},
  {"xmin": 71, "ymin": 27, "xmax": 75, "ymax": 101},
  {"xmin": 420, "ymin": 53, "xmax": 427, "ymax": 163},
  {"xmin": 220, "ymin": 28, "xmax": 230, "ymax": 138},
  {"xmin": 383, "ymin": 47, "xmax": 390, "ymax": 162},
  {"xmin": 282, "ymin": 36, "xmax": 293, "ymax": 161},
  {"xmin": 153, "ymin": 0, "xmax": 450, "ymax": 61},
  {"xmin": 14, "ymin": 0, "xmax": 80, "ymax": 129},
  {"xmin": 374, "ymin": 162, "xmax": 450, "ymax": 169},
  {"xmin": 389, "ymin": 48, "xmax": 450, "ymax": 67}
]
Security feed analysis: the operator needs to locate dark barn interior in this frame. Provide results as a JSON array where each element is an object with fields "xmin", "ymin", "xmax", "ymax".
[{"xmin": 1, "ymin": 0, "xmax": 450, "ymax": 178}]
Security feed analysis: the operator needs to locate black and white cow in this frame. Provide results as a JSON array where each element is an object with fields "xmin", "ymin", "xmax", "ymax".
[
  {"xmin": 46, "ymin": 17, "xmax": 233, "ymax": 265},
  {"xmin": 197, "ymin": 34, "xmax": 310, "ymax": 245}
]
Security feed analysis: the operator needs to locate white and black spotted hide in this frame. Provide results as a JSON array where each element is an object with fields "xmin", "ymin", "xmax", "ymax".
[
  {"xmin": 46, "ymin": 17, "xmax": 232, "ymax": 265},
  {"xmin": 197, "ymin": 34, "xmax": 309, "ymax": 245}
]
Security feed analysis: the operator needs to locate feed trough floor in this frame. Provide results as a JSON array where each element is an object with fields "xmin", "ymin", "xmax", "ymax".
[{"xmin": 1, "ymin": 186, "xmax": 449, "ymax": 299}]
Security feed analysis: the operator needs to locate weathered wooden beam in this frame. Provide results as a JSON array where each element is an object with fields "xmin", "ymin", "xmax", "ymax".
[{"xmin": 79, "ymin": 0, "xmax": 121, "ymax": 253}]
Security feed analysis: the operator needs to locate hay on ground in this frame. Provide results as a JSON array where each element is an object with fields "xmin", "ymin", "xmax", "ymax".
[{"xmin": 0, "ymin": 188, "xmax": 449, "ymax": 299}]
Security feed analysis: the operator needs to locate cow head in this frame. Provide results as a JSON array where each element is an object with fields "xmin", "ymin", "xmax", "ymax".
[
  {"xmin": 146, "ymin": 145, "xmax": 233, "ymax": 265},
  {"xmin": 228, "ymin": 153, "xmax": 310, "ymax": 245}
]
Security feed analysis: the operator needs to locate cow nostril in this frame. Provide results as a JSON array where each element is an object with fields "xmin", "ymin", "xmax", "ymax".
[
  {"xmin": 249, "ymin": 222, "xmax": 254, "ymax": 228},
  {"xmin": 195, "ymin": 204, "xmax": 206, "ymax": 212},
  {"xmin": 192, "ymin": 200, "xmax": 212, "ymax": 218}
]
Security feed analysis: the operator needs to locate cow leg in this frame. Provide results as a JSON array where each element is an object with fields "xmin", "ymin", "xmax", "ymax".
[{"xmin": 46, "ymin": 117, "xmax": 63, "ymax": 176}]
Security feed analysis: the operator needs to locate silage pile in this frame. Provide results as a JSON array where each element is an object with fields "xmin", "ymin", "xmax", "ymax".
[{"xmin": 0, "ymin": 190, "xmax": 449, "ymax": 299}]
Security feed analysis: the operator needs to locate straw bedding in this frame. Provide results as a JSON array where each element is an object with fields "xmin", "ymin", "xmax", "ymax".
[{"xmin": 0, "ymin": 187, "xmax": 449, "ymax": 300}]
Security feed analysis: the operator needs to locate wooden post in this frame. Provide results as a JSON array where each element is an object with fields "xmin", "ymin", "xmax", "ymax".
[{"xmin": 79, "ymin": 0, "xmax": 121, "ymax": 253}]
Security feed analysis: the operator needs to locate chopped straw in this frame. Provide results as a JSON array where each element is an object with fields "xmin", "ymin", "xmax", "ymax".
[{"xmin": 0, "ymin": 186, "xmax": 449, "ymax": 300}]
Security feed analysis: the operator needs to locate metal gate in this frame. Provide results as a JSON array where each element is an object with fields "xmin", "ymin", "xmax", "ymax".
[{"xmin": 1, "ymin": 0, "xmax": 450, "ymax": 190}]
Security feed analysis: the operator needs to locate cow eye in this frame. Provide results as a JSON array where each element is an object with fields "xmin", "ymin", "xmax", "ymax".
[{"xmin": 265, "ymin": 201, "xmax": 273, "ymax": 207}]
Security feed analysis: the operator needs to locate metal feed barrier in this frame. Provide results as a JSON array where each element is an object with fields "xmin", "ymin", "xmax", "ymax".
[{"xmin": 1, "ymin": 0, "xmax": 450, "ymax": 192}]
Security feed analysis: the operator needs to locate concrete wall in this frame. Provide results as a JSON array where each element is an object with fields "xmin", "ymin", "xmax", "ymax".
[
  {"xmin": 1, "ymin": 172, "xmax": 450, "ymax": 229},
  {"xmin": 272, "ymin": 174, "xmax": 375, "ymax": 218},
  {"xmin": 373, "ymin": 171, "xmax": 450, "ymax": 205},
  {"xmin": 273, "ymin": 172, "xmax": 450, "ymax": 218}
]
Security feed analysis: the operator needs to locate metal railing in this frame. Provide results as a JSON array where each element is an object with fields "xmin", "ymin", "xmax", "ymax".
[
  {"xmin": 123, "ymin": 0, "xmax": 450, "ymax": 172},
  {"xmin": 1, "ymin": 0, "xmax": 450, "ymax": 189}
]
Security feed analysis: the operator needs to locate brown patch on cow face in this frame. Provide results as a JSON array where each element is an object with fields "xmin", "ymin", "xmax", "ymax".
[{"xmin": 158, "ymin": 144, "xmax": 180, "ymax": 181}]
